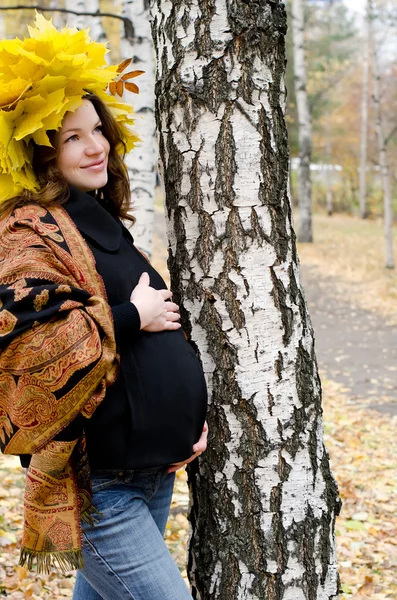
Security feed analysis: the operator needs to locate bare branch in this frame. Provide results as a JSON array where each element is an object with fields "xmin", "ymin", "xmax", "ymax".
[
  {"xmin": 385, "ymin": 124, "xmax": 397, "ymax": 147},
  {"xmin": 0, "ymin": 5, "xmax": 134, "ymax": 39}
]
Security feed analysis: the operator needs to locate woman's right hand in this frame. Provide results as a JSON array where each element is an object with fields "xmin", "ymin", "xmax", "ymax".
[{"xmin": 130, "ymin": 272, "xmax": 181, "ymax": 332}]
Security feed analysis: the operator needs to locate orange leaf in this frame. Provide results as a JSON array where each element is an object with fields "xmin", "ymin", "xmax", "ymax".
[
  {"xmin": 121, "ymin": 70, "xmax": 145, "ymax": 81},
  {"xmin": 116, "ymin": 58, "xmax": 132, "ymax": 73},
  {"xmin": 108, "ymin": 81, "xmax": 118, "ymax": 96},
  {"xmin": 124, "ymin": 82, "xmax": 139, "ymax": 94},
  {"xmin": 116, "ymin": 80, "xmax": 124, "ymax": 97}
]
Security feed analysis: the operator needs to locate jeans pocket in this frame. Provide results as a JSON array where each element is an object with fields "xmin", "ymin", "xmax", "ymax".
[{"xmin": 91, "ymin": 474, "xmax": 120, "ymax": 493}]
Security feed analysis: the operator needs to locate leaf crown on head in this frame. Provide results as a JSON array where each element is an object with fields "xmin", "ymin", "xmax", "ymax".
[{"xmin": 0, "ymin": 12, "xmax": 143, "ymax": 203}]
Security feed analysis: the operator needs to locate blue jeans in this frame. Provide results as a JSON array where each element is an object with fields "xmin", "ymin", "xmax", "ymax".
[{"xmin": 72, "ymin": 467, "xmax": 193, "ymax": 600}]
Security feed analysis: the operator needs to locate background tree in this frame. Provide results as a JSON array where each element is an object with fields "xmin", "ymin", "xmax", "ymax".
[
  {"xmin": 149, "ymin": 1, "xmax": 340, "ymax": 598},
  {"xmin": 286, "ymin": 2, "xmax": 361, "ymax": 216},
  {"xmin": 369, "ymin": 0, "xmax": 395, "ymax": 269},
  {"xmin": 291, "ymin": 0, "xmax": 313, "ymax": 242},
  {"xmin": 359, "ymin": 0, "xmax": 370, "ymax": 219},
  {"xmin": 121, "ymin": 0, "xmax": 157, "ymax": 258}
]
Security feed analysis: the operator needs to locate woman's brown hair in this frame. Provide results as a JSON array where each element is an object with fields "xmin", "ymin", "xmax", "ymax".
[{"xmin": 0, "ymin": 93, "xmax": 135, "ymax": 223}]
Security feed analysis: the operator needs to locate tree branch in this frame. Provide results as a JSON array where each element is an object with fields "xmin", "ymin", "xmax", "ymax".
[
  {"xmin": 0, "ymin": 5, "xmax": 134, "ymax": 39},
  {"xmin": 385, "ymin": 123, "xmax": 397, "ymax": 147}
]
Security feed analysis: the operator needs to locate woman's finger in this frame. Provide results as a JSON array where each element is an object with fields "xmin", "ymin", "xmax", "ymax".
[
  {"xmin": 164, "ymin": 321, "xmax": 181, "ymax": 331},
  {"xmin": 166, "ymin": 311, "xmax": 180, "ymax": 322},
  {"xmin": 159, "ymin": 289, "xmax": 173, "ymax": 300}
]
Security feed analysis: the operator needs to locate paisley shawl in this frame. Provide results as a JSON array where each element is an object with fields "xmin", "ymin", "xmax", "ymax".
[{"xmin": 0, "ymin": 203, "xmax": 118, "ymax": 573}]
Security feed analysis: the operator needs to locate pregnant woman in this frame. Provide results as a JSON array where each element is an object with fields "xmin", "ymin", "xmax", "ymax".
[{"xmin": 0, "ymin": 14, "xmax": 207, "ymax": 600}]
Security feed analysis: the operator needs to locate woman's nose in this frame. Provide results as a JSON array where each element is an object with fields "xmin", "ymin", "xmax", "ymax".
[{"xmin": 85, "ymin": 136, "xmax": 105, "ymax": 155}]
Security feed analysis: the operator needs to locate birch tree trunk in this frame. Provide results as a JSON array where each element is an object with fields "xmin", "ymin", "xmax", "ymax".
[
  {"xmin": 122, "ymin": 0, "xmax": 157, "ymax": 258},
  {"xmin": 67, "ymin": 0, "xmax": 87, "ymax": 30},
  {"xmin": 325, "ymin": 112, "xmax": 333, "ymax": 216},
  {"xmin": 67, "ymin": 0, "xmax": 104, "ymax": 42},
  {"xmin": 291, "ymin": 0, "xmax": 313, "ymax": 242},
  {"xmin": 359, "ymin": 0, "xmax": 370, "ymax": 219},
  {"xmin": 149, "ymin": 1, "xmax": 340, "ymax": 598},
  {"xmin": 370, "ymin": 0, "xmax": 395, "ymax": 269}
]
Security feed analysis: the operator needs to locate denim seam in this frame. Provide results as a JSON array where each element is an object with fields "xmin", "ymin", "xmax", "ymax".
[{"xmin": 82, "ymin": 532, "xmax": 138, "ymax": 600}]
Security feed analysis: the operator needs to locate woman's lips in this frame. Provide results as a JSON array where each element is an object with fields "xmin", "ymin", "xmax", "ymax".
[{"xmin": 82, "ymin": 159, "xmax": 106, "ymax": 171}]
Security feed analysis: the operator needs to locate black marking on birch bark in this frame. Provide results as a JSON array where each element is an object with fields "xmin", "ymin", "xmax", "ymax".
[
  {"xmin": 274, "ymin": 350, "xmax": 283, "ymax": 380},
  {"xmin": 194, "ymin": 1, "xmax": 216, "ymax": 59},
  {"xmin": 215, "ymin": 107, "xmax": 237, "ymax": 209},
  {"xmin": 266, "ymin": 502, "xmax": 287, "ymax": 592},
  {"xmin": 278, "ymin": 450, "xmax": 292, "ymax": 480},
  {"xmin": 270, "ymin": 266, "xmax": 294, "ymax": 345},
  {"xmin": 250, "ymin": 207, "xmax": 272, "ymax": 247},
  {"xmin": 258, "ymin": 107, "xmax": 290, "ymax": 265},
  {"xmin": 201, "ymin": 60, "xmax": 230, "ymax": 112},
  {"xmin": 194, "ymin": 212, "xmax": 216, "ymax": 275},
  {"xmin": 282, "ymin": 405, "xmax": 308, "ymax": 460},
  {"xmin": 288, "ymin": 262, "xmax": 308, "ymax": 338},
  {"xmin": 187, "ymin": 141, "xmax": 205, "ymax": 211},
  {"xmin": 225, "ymin": 207, "xmax": 249, "ymax": 252},
  {"xmin": 296, "ymin": 341, "xmax": 319, "ymax": 410},
  {"xmin": 320, "ymin": 448, "xmax": 342, "ymax": 588},
  {"xmin": 213, "ymin": 268, "xmax": 245, "ymax": 330},
  {"xmin": 199, "ymin": 301, "xmax": 238, "ymax": 370},
  {"xmin": 267, "ymin": 386, "xmax": 275, "ymax": 416}
]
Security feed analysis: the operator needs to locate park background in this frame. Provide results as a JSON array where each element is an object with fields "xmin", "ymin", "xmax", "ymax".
[{"xmin": 0, "ymin": 0, "xmax": 396, "ymax": 599}]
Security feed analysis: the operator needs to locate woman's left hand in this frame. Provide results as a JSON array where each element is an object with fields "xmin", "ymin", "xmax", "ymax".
[{"xmin": 167, "ymin": 421, "xmax": 208, "ymax": 473}]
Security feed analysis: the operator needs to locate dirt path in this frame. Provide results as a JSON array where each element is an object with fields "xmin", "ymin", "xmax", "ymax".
[{"xmin": 300, "ymin": 264, "xmax": 397, "ymax": 415}]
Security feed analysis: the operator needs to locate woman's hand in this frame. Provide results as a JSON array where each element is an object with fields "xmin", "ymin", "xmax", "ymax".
[
  {"xmin": 130, "ymin": 272, "xmax": 181, "ymax": 332},
  {"xmin": 167, "ymin": 422, "xmax": 208, "ymax": 473}
]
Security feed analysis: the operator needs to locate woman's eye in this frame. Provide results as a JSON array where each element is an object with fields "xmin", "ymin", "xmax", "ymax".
[
  {"xmin": 65, "ymin": 134, "xmax": 78, "ymax": 142},
  {"xmin": 94, "ymin": 125, "xmax": 103, "ymax": 133}
]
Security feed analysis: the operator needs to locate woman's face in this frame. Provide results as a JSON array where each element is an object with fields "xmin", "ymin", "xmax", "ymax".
[{"xmin": 56, "ymin": 99, "xmax": 110, "ymax": 192}]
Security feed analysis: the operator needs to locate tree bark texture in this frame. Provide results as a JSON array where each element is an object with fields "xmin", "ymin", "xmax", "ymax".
[
  {"xmin": 359, "ymin": 0, "xmax": 370, "ymax": 219},
  {"xmin": 122, "ymin": 0, "xmax": 157, "ymax": 258},
  {"xmin": 149, "ymin": 1, "xmax": 340, "ymax": 599},
  {"xmin": 291, "ymin": 0, "xmax": 313, "ymax": 242},
  {"xmin": 369, "ymin": 0, "xmax": 395, "ymax": 269}
]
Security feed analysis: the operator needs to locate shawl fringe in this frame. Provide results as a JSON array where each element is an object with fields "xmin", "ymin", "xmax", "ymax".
[
  {"xmin": 81, "ymin": 504, "xmax": 101, "ymax": 526},
  {"xmin": 19, "ymin": 547, "xmax": 84, "ymax": 574}
]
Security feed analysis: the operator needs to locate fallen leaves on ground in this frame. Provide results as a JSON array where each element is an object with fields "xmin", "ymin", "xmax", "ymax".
[
  {"xmin": 0, "ymin": 462, "xmax": 189, "ymax": 597},
  {"xmin": 323, "ymin": 377, "xmax": 397, "ymax": 599},
  {"xmin": 1, "ymin": 377, "xmax": 396, "ymax": 596}
]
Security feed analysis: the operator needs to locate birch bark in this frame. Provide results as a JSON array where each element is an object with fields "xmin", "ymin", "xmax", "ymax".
[
  {"xmin": 149, "ymin": 1, "xmax": 340, "ymax": 598},
  {"xmin": 121, "ymin": 0, "xmax": 157, "ymax": 258},
  {"xmin": 291, "ymin": 0, "xmax": 313, "ymax": 242},
  {"xmin": 67, "ymin": 0, "xmax": 88, "ymax": 30},
  {"xmin": 369, "ymin": 0, "xmax": 394, "ymax": 269},
  {"xmin": 359, "ymin": 0, "xmax": 370, "ymax": 219},
  {"xmin": 67, "ymin": 0, "xmax": 104, "ymax": 42}
]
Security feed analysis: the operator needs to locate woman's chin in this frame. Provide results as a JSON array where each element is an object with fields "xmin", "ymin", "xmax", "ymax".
[{"xmin": 72, "ymin": 174, "xmax": 108, "ymax": 193}]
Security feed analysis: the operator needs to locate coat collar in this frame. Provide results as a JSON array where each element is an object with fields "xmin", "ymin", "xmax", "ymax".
[{"xmin": 64, "ymin": 186, "xmax": 122, "ymax": 252}]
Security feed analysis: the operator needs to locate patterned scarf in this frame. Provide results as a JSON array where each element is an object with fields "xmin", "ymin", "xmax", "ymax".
[{"xmin": 0, "ymin": 203, "xmax": 118, "ymax": 573}]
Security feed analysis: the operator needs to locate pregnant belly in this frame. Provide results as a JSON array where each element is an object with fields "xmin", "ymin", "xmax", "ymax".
[{"xmin": 122, "ymin": 329, "xmax": 208, "ymax": 466}]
